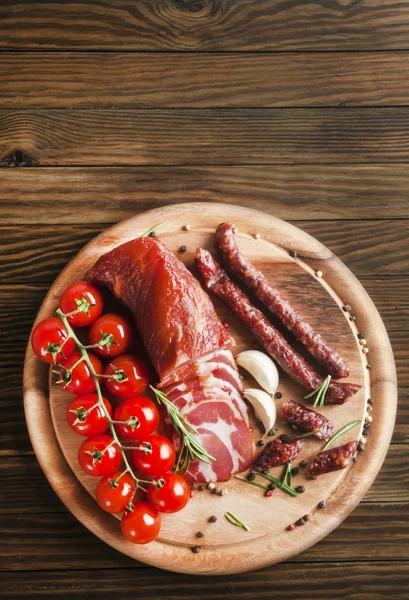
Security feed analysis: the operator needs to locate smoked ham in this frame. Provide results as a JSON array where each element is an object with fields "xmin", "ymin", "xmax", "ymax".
[{"xmin": 89, "ymin": 236, "xmax": 255, "ymax": 482}]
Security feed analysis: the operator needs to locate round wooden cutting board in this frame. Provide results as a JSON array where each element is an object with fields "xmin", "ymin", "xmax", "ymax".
[{"xmin": 23, "ymin": 202, "xmax": 397, "ymax": 575}]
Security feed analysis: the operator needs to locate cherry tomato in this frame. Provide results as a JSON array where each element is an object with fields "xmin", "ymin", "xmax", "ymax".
[
  {"xmin": 89, "ymin": 313, "xmax": 133, "ymax": 358},
  {"xmin": 121, "ymin": 502, "xmax": 161, "ymax": 544},
  {"xmin": 59, "ymin": 281, "xmax": 103, "ymax": 327},
  {"xmin": 67, "ymin": 394, "xmax": 112, "ymax": 437},
  {"xmin": 132, "ymin": 435, "xmax": 176, "ymax": 477},
  {"xmin": 31, "ymin": 317, "xmax": 76, "ymax": 364},
  {"xmin": 96, "ymin": 471, "xmax": 136, "ymax": 514},
  {"xmin": 147, "ymin": 472, "xmax": 190, "ymax": 513},
  {"xmin": 113, "ymin": 397, "xmax": 159, "ymax": 440},
  {"xmin": 78, "ymin": 434, "xmax": 121, "ymax": 477},
  {"xmin": 104, "ymin": 354, "xmax": 149, "ymax": 398},
  {"xmin": 57, "ymin": 351, "xmax": 102, "ymax": 395}
]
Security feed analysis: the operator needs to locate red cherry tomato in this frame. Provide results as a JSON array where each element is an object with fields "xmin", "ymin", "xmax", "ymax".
[
  {"xmin": 121, "ymin": 502, "xmax": 161, "ymax": 544},
  {"xmin": 104, "ymin": 354, "xmax": 149, "ymax": 398},
  {"xmin": 78, "ymin": 435, "xmax": 121, "ymax": 477},
  {"xmin": 67, "ymin": 394, "xmax": 112, "ymax": 437},
  {"xmin": 57, "ymin": 351, "xmax": 102, "ymax": 395},
  {"xmin": 113, "ymin": 397, "xmax": 159, "ymax": 440},
  {"xmin": 96, "ymin": 471, "xmax": 136, "ymax": 514},
  {"xmin": 89, "ymin": 313, "xmax": 133, "ymax": 358},
  {"xmin": 132, "ymin": 435, "xmax": 176, "ymax": 477},
  {"xmin": 147, "ymin": 472, "xmax": 190, "ymax": 513},
  {"xmin": 59, "ymin": 281, "xmax": 103, "ymax": 327},
  {"xmin": 31, "ymin": 317, "xmax": 76, "ymax": 364}
]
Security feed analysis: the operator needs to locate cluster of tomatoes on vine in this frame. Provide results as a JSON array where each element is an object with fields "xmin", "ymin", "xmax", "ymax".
[{"xmin": 31, "ymin": 281, "xmax": 190, "ymax": 544}]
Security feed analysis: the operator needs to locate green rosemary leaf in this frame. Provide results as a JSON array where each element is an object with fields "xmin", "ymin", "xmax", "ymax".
[
  {"xmin": 322, "ymin": 420, "xmax": 362, "ymax": 452},
  {"xmin": 225, "ymin": 511, "xmax": 250, "ymax": 531}
]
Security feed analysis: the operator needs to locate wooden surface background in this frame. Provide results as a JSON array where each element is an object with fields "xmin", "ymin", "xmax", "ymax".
[{"xmin": 0, "ymin": 1, "xmax": 408, "ymax": 598}]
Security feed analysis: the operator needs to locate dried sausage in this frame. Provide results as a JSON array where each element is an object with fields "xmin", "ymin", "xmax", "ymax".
[
  {"xmin": 215, "ymin": 223, "xmax": 349, "ymax": 379},
  {"xmin": 308, "ymin": 441, "xmax": 358, "ymax": 477},
  {"xmin": 282, "ymin": 399, "xmax": 334, "ymax": 441},
  {"xmin": 253, "ymin": 438, "xmax": 305, "ymax": 471},
  {"xmin": 195, "ymin": 248, "xmax": 361, "ymax": 405}
]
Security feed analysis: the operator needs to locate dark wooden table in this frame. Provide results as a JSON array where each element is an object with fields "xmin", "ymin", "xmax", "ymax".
[{"xmin": 1, "ymin": 2, "xmax": 408, "ymax": 598}]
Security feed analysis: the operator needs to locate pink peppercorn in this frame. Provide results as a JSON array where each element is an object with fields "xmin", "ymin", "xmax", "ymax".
[
  {"xmin": 287, "ymin": 523, "xmax": 295, "ymax": 531},
  {"xmin": 265, "ymin": 491, "xmax": 273, "ymax": 497}
]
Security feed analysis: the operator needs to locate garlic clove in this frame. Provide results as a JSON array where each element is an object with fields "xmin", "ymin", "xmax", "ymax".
[
  {"xmin": 243, "ymin": 388, "xmax": 276, "ymax": 436},
  {"xmin": 235, "ymin": 350, "xmax": 279, "ymax": 395}
]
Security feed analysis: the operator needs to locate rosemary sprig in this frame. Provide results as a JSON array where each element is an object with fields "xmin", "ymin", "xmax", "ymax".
[
  {"xmin": 282, "ymin": 462, "xmax": 292, "ymax": 487},
  {"xmin": 150, "ymin": 386, "xmax": 215, "ymax": 473},
  {"xmin": 225, "ymin": 511, "xmax": 250, "ymax": 531},
  {"xmin": 235, "ymin": 475, "xmax": 268, "ymax": 491},
  {"xmin": 141, "ymin": 221, "xmax": 167, "ymax": 238},
  {"xmin": 257, "ymin": 471, "xmax": 298, "ymax": 497},
  {"xmin": 304, "ymin": 375, "xmax": 332, "ymax": 407},
  {"xmin": 322, "ymin": 420, "xmax": 361, "ymax": 452}
]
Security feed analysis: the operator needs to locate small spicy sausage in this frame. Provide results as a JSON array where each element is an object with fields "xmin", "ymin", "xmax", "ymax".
[
  {"xmin": 215, "ymin": 223, "xmax": 349, "ymax": 379},
  {"xmin": 307, "ymin": 441, "xmax": 358, "ymax": 477},
  {"xmin": 253, "ymin": 438, "xmax": 305, "ymax": 471},
  {"xmin": 195, "ymin": 248, "xmax": 361, "ymax": 405},
  {"xmin": 282, "ymin": 399, "xmax": 334, "ymax": 441}
]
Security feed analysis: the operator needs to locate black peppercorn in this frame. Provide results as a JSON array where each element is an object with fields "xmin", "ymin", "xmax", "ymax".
[
  {"xmin": 358, "ymin": 444, "xmax": 365, "ymax": 452},
  {"xmin": 209, "ymin": 515, "xmax": 217, "ymax": 523},
  {"xmin": 303, "ymin": 514, "xmax": 310, "ymax": 522},
  {"xmin": 149, "ymin": 231, "xmax": 157, "ymax": 238},
  {"xmin": 289, "ymin": 250, "xmax": 297, "ymax": 258},
  {"xmin": 310, "ymin": 475, "xmax": 317, "ymax": 480},
  {"xmin": 198, "ymin": 484, "xmax": 206, "ymax": 491},
  {"xmin": 368, "ymin": 398, "xmax": 374, "ymax": 405},
  {"xmin": 342, "ymin": 304, "xmax": 352, "ymax": 312},
  {"xmin": 300, "ymin": 460, "xmax": 309, "ymax": 468},
  {"xmin": 247, "ymin": 472, "xmax": 256, "ymax": 481},
  {"xmin": 357, "ymin": 332, "xmax": 365, "ymax": 340},
  {"xmin": 192, "ymin": 546, "xmax": 201, "ymax": 554},
  {"xmin": 257, "ymin": 440, "xmax": 265, "ymax": 447},
  {"xmin": 295, "ymin": 485, "xmax": 305, "ymax": 494},
  {"xmin": 179, "ymin": 245, "xmax": 187, "ymax": 253},
  {"xmin": 280, "ymin": 434, "xmax": 289, "ymax": 443},
  {"xmin": 318, "ymin": 500, "xmax": 326, "ymax": 509},
  {"xmin": 275, "ymin": 392, "xmax": 283, "ymax": 399},
  {"xmin": 196, "ymin": 531, "xmax": 204, "ymax": 539},
  {"xmin": 297, "ymin": 518, "xmax": 306, "ymax": 526},
  {"xmin": 366, "ymin": 364, "xmax": 372, "ymax": 369},
  {"xmin": 292, "ymin": 467, "xmax": 300, "ymax": 476},
  {"xmin": 268, "ymin": 483, "xmax": 277, "ymax": 491},
  {"xmin": 352, "ymin": 457, "xmax": 358, "ymax": 463}
]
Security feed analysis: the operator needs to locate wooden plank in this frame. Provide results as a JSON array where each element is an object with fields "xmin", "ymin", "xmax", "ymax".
[
  {"xmin": 3, "ymin": 563, "xmax": 408, "ymax": 599},
  {"xmin": 0, "ymin": 504, "xmax": 408, "ymax": 572},
  {"xmin": 1, "ymin": 221, "xmax": 408, "ymax": 284},
  {"xmin": 1, "ymin": 442, "xmax": 407, "ymax": 515},
  {"xmin": 4, "ymin": 52, "xmax": 409, "ymax": 108},
  {"xmin": 4, "ymin": 108, "xmax": 409, "ymax": 166},
  {"xmin": 2, "ymin": 166, "xmax": 409, "ymax": 224},
  {"xmin": 1, "ymin": 1, "xmax": 409, "ymax": 51},
  {"xmin": 1, "ymin": 278, "xmax": 407, "ymax": 344}
]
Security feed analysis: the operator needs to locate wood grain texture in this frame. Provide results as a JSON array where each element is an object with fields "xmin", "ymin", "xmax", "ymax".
[
  {"xmin": 5, "ymin": 108, "xmax": 409, "ymax": 166},
  {"xmin": 4, "ymin": 52, "xmax": 409, "ymax": 108},
  {"xmin": 2, "ymin": 563, "xmax": 409, "ymax": 600},
  {"xmin": 23, "ymin": 203, "xmax": 396, "ymax": 574},
  {"xmin": 2, "ymin": 166, "xmax": 409, "ymax": 224},
  {"xmin": 2, "ymin": 1, "xmax": 409, "ymax": 51}
]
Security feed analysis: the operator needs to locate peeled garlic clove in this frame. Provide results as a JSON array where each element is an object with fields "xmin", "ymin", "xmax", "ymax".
[
  {"xmin": 243, "ymin": 388, "xmax": 276, "ymax": 436},
  {"xmin": 236, "ymin": 350, "xmax": 279, "ymax": 394}
]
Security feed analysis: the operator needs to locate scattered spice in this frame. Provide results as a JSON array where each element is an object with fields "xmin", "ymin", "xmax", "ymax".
[
  {"xmin": 352, "ymin": 457, "xmax": 358, "ymax": 463},
  {"xmin": 208, "ymin": 482, "xmax": 215, "ymax": 490},
  {"xmin": 198, "ymin": 484, "xmax": 206, "ymax": 491},
  {"xmin": 190, "ymin": 490, "xmax": 194, "ymax": 498},
  {"xmin": 232, "ymin": 225, "xmax": 238, "ymax": 234},
  {"xmin": 359, "ymin": 436, "xmax": 367, "ymax": 445},
  {"xmin": 295, "ymin": 485, "xmax": 305, "ymax": 494},
  {"xmin": 292, "ymin": 467, "xmax": 300, "ymax": 476},
  {"xmin": 315, "ymin": 270, "xmax": 323, "ymax": 278},
  {"xmin": 359, "ymin": 339, "xmax": 367, "ymax": 346},
  {"xmin": 289, "ymin": 250, "xmax": 297, "ymax": 258},
  {"xmin": 247, "ymin": 472, "xmax": 256, "ymax": 481},
  {"xmin": 268, "ymin": 427, "xmax": 278, "ymax": 436},
  {"xmin": 366, "ymin": 364, "xmax": 372, "ymax": 369},
  {"xmin": 275, "ymin": 392, "xmax": 283, "ymax": 399},
  {"xmin": 214, "ymin": 487, "xmax": 222, "ymax": 495},
  {"xmin": 342, "ymin": 304, "xmax": 352, "ymax": 312},
  {"xmin": 297, "ymin": 518, "xmax": 306, "ymax": 526},
  {"xmin": 367, "ymin": 405, "xmax": 373, "ymax": 413},
  {"xmin": 196, "ymin": 531, "xmax": 204, "ymax": 539},
  {"xmin": 362, "ymin": 347, "xmax": 369, "ymax": 354},
  {"xmin": 350, "ymin": 316, "xmax": 356, "ymax": 321},
  {"xmin": 358, "ymin": 443, "xmax": 365, "ymax": 452},
  {"xmin": 183, "ymin": 224, "xmax": 191, "ymax": 231},
  {"xmin": 368, "ymin": 398, "xmax": 374, "ymax": 405},
  {"xmin": 357, "ymin": 332, "xmax": 365, "ymax": 340},
  {"xmin": 254, "ymin": 233, "xmax": 261, "ymax": 240},
  {"xmin": 223, "ymin": 321, "xmax": 230, "ymax": 329},
  {"xmin": 179, "ymin": 245, "xmax": 187, "ymax": 253},
  {"xmin": 268, "ymin": 483, "xmax": 277, "ymax": 491},
  {"xmin": 149, "ymin": 230, "xmax": 157, "ymax": 238},
  {"xmin": 303, "ymin": 514, "xmax": 310, "ymax": 522},
  {"xmin": 365, "ymin": 415, "xmax": 373, "ymax": 424},
  {"xmin": 300, "ymin": 460, "xmax": 309, "ymax": 468},
  {"xmin": 257, "ymin": 440, "xmax": 265, "ymax": 447},
  {"xmin": 310, "ymin": 475, "xmax": 317, "ymax": 480},
  {"xmin": 280, "ymin": 434, "xmax": 289, "ymax": 442},
  {"xmin": 220, "ymin": 488, "xmax": 228, "ymax": 496},
  {"xmin": 318, "ymin": 500, "xmax": 326, "ymax": 509},
  {"xmin": 191, "ymin": 485, "xmax": 197, "ymax": 491},
  {"xmin": 287, "ymin": 523, "xmax": 295, "ymax": 531},
  {"xmin": 256, "ymin": 472, "xmax": 298, "ymax": 497},
  {"xmin": 209, "ymin": 515, "xmax": 217, "ymax": 523},
  {"xmin": 225, "ymin": 511, "xmax": 250, "ymax": 531},
  {"xmin": 192, "ymin": 546, "xmax": 201, "ymax": 554},
  {"xmin": 265, "ymin": 490, "xmax": 273, "ymax": 497}
]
